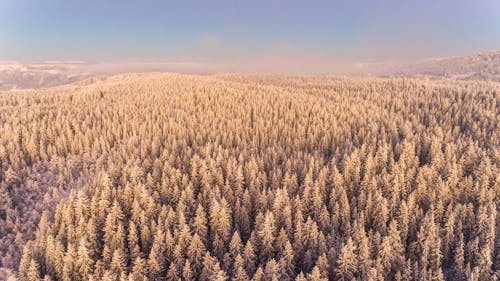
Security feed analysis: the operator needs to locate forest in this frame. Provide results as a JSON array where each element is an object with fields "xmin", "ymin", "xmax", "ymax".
[{"xmin": 0, "ymin": 73, "xmax": 498, "ymax": 280}]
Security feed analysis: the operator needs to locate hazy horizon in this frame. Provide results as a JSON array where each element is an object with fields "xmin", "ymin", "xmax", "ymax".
[{"xmin": 1, "ymin": 0, "xmax": 499, "ymax": 74}]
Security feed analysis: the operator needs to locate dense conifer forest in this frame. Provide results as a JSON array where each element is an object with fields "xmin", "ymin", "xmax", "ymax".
[{"xmin": 0, "ymin": 73, "xmax": 498, "ymax": 280}]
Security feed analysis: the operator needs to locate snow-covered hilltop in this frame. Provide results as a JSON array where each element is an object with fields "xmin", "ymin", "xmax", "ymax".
[
  {"xmin": 1, "ymin": 51, "xmax": 498, "ymax": 91},
  {"xmin": 376, "ymin": 51, "xmax": 500, "ymax": 81},
  {"xmin": 0, "ymin": 61, "xmax": 92, "ymax": 90}
]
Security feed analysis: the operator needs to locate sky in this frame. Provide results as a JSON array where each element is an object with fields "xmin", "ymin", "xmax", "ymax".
[{"xmin": 0, "ymin": 0, "xmax": 499, "ymax": 73}]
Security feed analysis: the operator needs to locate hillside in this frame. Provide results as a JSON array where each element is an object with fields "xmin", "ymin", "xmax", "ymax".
[
  {"xmin": 1, "ymin": 51, "xmax": 499, "ymax": 91},
  {"xmin": 0, "ymin": 62, "xmax": 93, "ymax": 91},
  {"xmin": 0, "ymin": 73, "xmax": 498, "ymax": 280},
  {"xmin": 381, "ymin": 51, "xmax": 500, "ymax": 81}
]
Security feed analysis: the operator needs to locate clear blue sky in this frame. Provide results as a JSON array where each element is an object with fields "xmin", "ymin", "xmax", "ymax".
[{"xmin": 1, "ymin": 0, "xmax": 499, "ymax": 64}]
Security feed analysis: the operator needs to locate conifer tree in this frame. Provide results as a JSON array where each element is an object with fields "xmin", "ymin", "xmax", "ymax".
[
  {"xmin": 258, "ymin": 212, "xmax": 277, "ymax": 262},
  {"xmin": 335, "ymin": 238, "xmax": 357, "ymax": 281}
]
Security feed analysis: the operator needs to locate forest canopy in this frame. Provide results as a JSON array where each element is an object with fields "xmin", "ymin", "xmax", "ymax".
[{"xmin": 0, "ymin": 73, "xmax": 498, "ymax": 280}]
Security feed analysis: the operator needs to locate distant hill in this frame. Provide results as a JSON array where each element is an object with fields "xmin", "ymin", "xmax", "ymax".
[
  {"xmin": 0, "ymin": 62, "xmax": 93, "ymax": 90},
  {"xmin": 380, "ymin": 51, "xmax": 500, "ymax": 81},
  {"xmin": 1, "ymin": 51, "xmax": 498, "ymax": 90},
  {"xmin": 0, "ymin": 61, "xmax": 218, "ymax": 90}
]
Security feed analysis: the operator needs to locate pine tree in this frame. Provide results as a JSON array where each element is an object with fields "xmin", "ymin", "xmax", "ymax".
[
  {"xmin": 278, "ymin": 240, "xmax": 295, "ymax": 280},
  {"xmin": 356, "ymin": 229, "xmax": 371, "ymax": 279},
  {"xmin": 252, "ymin": 267, "xmax": 264, "ymax": 281},
  {"xmin": 127, "ymin": 221, "xmax": 141, "ymax": 262},
  {"xmin": 243, "ymin": 240, "xmax": 257, "ymax": 276},
  {"xmin": 258, "ymin": 211, "xmax": 276, "ymax": 262},
  {"xmin": 110, "ymin": 249, "xmax": 126, "ymax": 277},
  {"xmin": 200, "ymin": 253, "xmax": 217, "ymax": 281},
  {"xmin": 77, "ymin": 237, "xmax": 94, "ymax": 279},
  {"xmin": 187, "ymin": 233, "xmax": 206, "ymax": 274},
  {"xmin": 452, "ymin": 232, "xmax": 465, "ymax": 281},
  {"xmin": 166, "ymin": 263, "xmax": 179, "ymax": 281},
  {"xmin": 294, "ymin": 272, "xmax": 307, "ymax": 281},
  {"xmin": 27, "ymin": 259, "xmax": 41, "ymax": 281},
  {"xmin": 233, "ymin": 254, "xmax": 251, "ymax": 281},
  {"xmin": 19, "ymin": 250, "xmax": 32, "ymax": 279},
  {"xmin": 194, "ymin": 204, "xmax": 209, "ymax": 243},
  {"xmin": 182, "ymin": 259, "xmax": 195, "ymax": 281},
  {"xmin": 377, "ymin": 236, "xmax": 393, "ymax": 277},
  {"xmin": 476, "ymin": 246, "xmax": 493, "ymax": 281},
  {"xmin": 62, "ymin": 243, "xmax": 77, "ymax": 281},
  {"xmin": 210, "ymin": 198, "xmax": 232, "ymax": 241},
  {"xmin": 307, "ymin": 266, "xmax": 328, "ymax": 281},
  {"xmin": 230, "ymin": 231, "xmax": 244, "ymax": 257},
  {"xmin": 148, "ymin": 231, "xmax": 165, "ymax": 277},
  {"xmin": 131, "ymin": 256, "xmax": 148, "ymax": 281},
  {"xmin": 335, "ymin": 238, "xmax": 357, "ymax": 281},
  {"xmin": 264, "ymin": 259, "xmax": 280, "ymax": 281}
]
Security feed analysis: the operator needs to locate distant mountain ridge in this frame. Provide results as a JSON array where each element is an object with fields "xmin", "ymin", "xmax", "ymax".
[
  {"xmin": 380, "ymin": 50, "xmax": 500, "ymax": 81},
  {"xmin": 0, "ymin": 62, "xmax": 92, "ymax": 91},
  {"xmin": 1, "ymin": 51, "xmax": 499, "ymax": 90}
]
